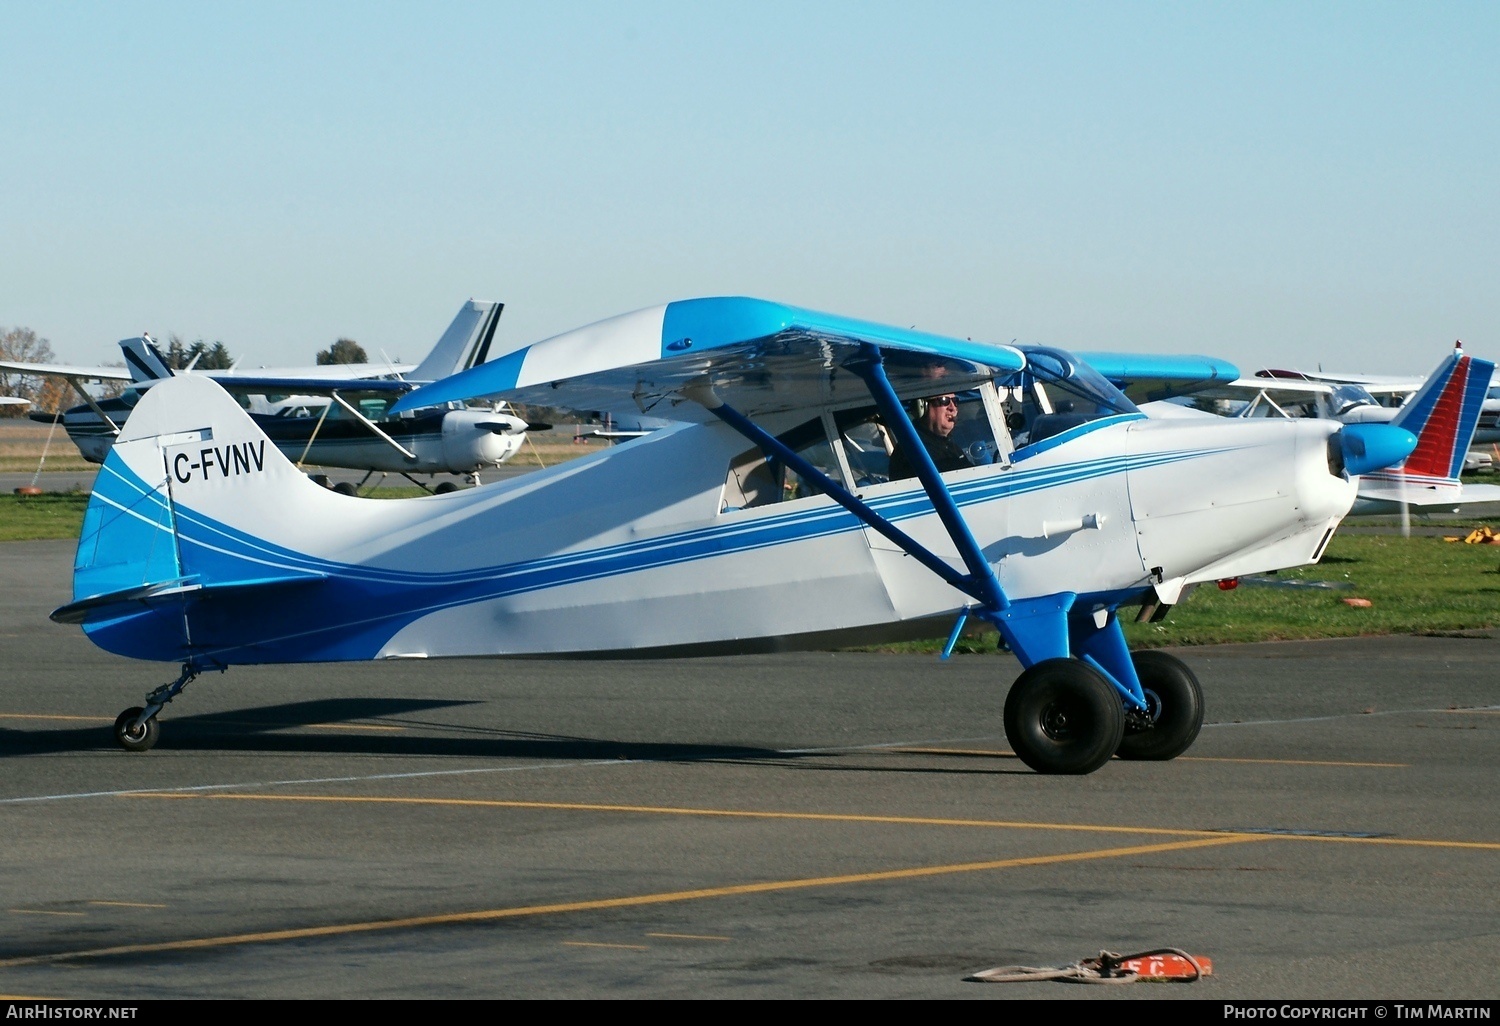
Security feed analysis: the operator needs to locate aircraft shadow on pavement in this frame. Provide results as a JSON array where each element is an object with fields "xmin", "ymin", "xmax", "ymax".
[
  {"xmin": 0, "ymin": 696, "xmax": 798, "ymax": 764},
  {"xmin": 1, "ymin": 696, "xmax": 1029, "ymax": 773}
]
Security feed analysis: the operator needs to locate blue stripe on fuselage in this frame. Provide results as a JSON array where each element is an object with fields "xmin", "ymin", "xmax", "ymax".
[{"xmin": 80, "ymin": 444, "xmax": 1237, "ymax": 664}]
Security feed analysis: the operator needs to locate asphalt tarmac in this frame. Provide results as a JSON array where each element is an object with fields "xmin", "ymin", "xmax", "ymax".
[{"xmin": 1, "ymin": 540, "xmax": 1497, "ymax": 1000}]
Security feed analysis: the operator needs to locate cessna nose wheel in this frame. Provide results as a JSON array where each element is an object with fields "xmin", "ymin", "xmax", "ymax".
[{"xmin": 1003, "ymin": 659, "xmax": 1125, "ymax": 774}]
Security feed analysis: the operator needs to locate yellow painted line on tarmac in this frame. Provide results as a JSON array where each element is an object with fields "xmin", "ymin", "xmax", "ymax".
[
  {"xmin": 0, "ymin": 714, "xmax": 110, "ymax": 723},
  {"xmin": 1443, "ymin": 708, "xmax": 1500, "ymax": 715},
  {"xmin": 1268, "ymin": 834, "xmax": 1500, "ymax": 852},
  {"xmin": 647, "ymin": 932, "xmax": 732, "ymax": 942},
  {"xmin": 1179, "ymin": 756, "xmax": 1408, "ymax": 768},
  {"xmin": 0, "ymin": 834, "xmax": 1261, "ymax": 968},
  {"xmin": 562, "ymin": 941, "xmax": 651, "ymax": 951},
  {"xmin": 120, "ymin": 793, "xmax": 1500, "ymax": 851},
  {"xmin": 122, "ymin": 792, "xmax": 1229, "ymax": 838},
  {"xmin": 9, "ymin": 910, "xmax": 86, "ymax": 917},
  {"xmin": 88, "ymin": 900, "xmax": 168, "ymax": 909}
]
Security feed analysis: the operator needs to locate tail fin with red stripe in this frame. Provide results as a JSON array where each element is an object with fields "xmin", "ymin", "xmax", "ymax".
[{"xmin": 1385, "ymin": 343, "xmax": 1493, "ymax": 487}]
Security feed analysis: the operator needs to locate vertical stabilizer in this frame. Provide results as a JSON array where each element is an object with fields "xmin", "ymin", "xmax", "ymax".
[
  {"xmin": 409, "ymin": 300, "xmax": 504, "ymax": 383},
  {"xmin": 59, "ymin": 375, "xmax": 338, "ymax": 661},
  {"xmin": 118, "ymin": 336, "xmax": 176, "ymax": 384},
  {"xmin": 1388, "ymin": 345, "xmax": 1493, "ymax": 486}
]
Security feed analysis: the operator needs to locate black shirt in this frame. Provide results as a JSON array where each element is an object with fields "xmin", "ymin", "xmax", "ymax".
[{"xmin": 888, "ymin": 424, "xmax": 971, "ymax": 481}]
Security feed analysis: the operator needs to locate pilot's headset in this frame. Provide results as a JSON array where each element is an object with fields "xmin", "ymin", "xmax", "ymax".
[{"xmin": 911, "ymin": 394, "xmax": 953, "ymax": 419}]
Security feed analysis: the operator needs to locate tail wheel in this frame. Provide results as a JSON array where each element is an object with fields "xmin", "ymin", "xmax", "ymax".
[
  {"xmin": 114, "ymin": 707, "xmax": 160, "ymax": 753},
  {"xmin": 1116, "ymin": 650, "xmax": 1204, "ymax": 761},
  {"xmin": 1004, "ymin": 659, "xmax": 1124, "ymax": 774}
]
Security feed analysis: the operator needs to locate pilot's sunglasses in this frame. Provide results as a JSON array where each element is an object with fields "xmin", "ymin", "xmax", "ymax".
[{"xmin": 930, "ymin": 396, "xmax": 958, "ymax": 407}]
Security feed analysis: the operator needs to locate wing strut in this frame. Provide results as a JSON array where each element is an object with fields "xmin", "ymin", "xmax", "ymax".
[
  {"xmin": 329, "ymin": 391, "xmax": 419, "ymax": 461},
  {"xmin": 687, "ymin": 345, "xmax": 1007, "ymax": 614},
  {"xmin": 851, "ymin": 346, "xmax": 1008, "ymax": 611},
  {"xmin": 691, "ymin": 388, "xmax": 990, "ymax": 604},
  {"xmin": 66, "ymin": 375, "xmax": 122, "ymax": 434},
  {"xmin": 686, "ymin": 349, "xmax": 1147, "ymax": 706}
]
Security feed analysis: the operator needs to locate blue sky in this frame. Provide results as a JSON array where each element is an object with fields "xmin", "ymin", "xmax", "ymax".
[{"xmin": 2, "ymin": 1, "xmax": 1496, "ymax": 375}]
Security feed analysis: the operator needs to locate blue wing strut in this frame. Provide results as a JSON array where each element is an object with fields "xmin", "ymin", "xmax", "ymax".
[{"xmin": 689, "ymin": 349, "xmax": 1148, "ymax": 711}]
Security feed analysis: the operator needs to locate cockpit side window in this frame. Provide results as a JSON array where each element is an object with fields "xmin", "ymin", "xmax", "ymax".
[
  {"xmin": 721, "ymin": 416, "xmax": 844, "ymax": 512},
  {"xmin": 836, "ymin": 385, "xmax": 1004, "ymax": 484}
]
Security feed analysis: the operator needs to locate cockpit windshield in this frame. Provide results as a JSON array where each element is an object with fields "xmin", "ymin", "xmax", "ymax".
[
  {"xmin": 996, "ymin": 347, "xmax": 1140, "ymax": 452},
  {"xmin": 1328, "ymin": 383, "xmax": 1378, "ymax": 417},
  {"xmin": 1018, "ymin": 347, "xmax": 1140, "ymax": 419}
]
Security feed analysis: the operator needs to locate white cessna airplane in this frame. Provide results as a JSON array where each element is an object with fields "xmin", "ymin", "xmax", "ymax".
[
  {"xmin": 3, "ymin": 302, "xmax": 533, "ymax": 489},
  {"xmin": 54, "ymin": 297, "xmax": 1415, "ymax": 774}
]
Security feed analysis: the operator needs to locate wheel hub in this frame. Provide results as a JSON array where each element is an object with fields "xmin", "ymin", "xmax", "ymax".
[
  {"xmin": 1040, "ymin": 703, "xmax": 1075, "ymax": 741},
  {"xmin": 1125, "ymin": 689, "xmax": 1162, "ymax": 733}
]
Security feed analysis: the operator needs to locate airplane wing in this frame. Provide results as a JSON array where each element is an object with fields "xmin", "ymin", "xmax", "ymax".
[
  {"xmin": 1074, "ymin": 352, "xmax": 1240, "ymax": 404},
  {"xmin": 390, "ymin": 297, "xmax": 1027, "ymax": 420},
  {"xmin": 190, "ymin": 376, "xmax": 415, "ymax": 396},
  {"xmin": 0, "ymin": 359, "xmax": 132, "ymax": 382},
  {"xmin": 1175, "ymin": 376, "xmax": 1340, "ymax": 419}
]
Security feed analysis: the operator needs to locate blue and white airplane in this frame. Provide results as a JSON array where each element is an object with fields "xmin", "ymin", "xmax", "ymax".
[{"xmin": 56, "ymin": 297, "xmax": 1416, "ymax": 774}]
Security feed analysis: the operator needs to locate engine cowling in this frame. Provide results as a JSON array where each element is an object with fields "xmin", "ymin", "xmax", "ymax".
[{"xmin": 439, "ymin": 410, "xmax": 526, "ymax": 471}]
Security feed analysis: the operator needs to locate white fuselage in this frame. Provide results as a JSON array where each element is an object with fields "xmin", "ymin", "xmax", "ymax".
[{"xmin": 79, "ymin": 374, "xmax": 1356, "ymax": 666}]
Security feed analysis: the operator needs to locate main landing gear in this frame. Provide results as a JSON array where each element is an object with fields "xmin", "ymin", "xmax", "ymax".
[
  {"xmin": 112, "ymin": 664, "xmax": 200, "ymax": 753},
  {"xmin": 1116, "ymin": 650, "xmax": 1204, "ymax": 761},
  {"xmin": 1003, "ymin": 659, "xmax": 1123, "ymax": 775},
  {"xmin": 1000, "ymin": 651, "xmax": 1204, "ymax": 774}
]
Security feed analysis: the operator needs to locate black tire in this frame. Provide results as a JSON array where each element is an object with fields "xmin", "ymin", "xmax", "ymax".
[
  {"xmin": 433, "ymin": 482, "xmax": 459, "ymax": 494},
  {"xmin": 114, "ymin": 707, "xmax": 159, "ymax": 753},
  {"xmin": 1115, "ymin": 650, "xmax": 1204, "ymax": 761},
  {"xmin": 1003, "ymin": 658, "xmax": 1125, "ymax": 774},
  {"xmin": 332, "ymin": 482, "xmax": 358, "ymax": 496}
]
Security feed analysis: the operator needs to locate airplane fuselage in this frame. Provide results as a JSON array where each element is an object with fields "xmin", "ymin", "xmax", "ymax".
[{"xmin": 76, "ymin": 379, "xmax": 1353, "ymax": 666}]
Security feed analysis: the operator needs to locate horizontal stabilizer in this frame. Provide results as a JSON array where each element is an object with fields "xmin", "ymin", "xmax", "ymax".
[{"xmin": 52, "ymin": 571, "xmax": 327, "ymax": 625}]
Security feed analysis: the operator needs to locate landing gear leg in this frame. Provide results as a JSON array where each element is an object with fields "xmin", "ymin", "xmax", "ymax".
[
  {"xmin": 1116, "ymin": 651, "xmax": 1204, "ymax": 761},
  {"xmin": 113, "ymin": 663, "xmax": 200, "ymax": 753}
]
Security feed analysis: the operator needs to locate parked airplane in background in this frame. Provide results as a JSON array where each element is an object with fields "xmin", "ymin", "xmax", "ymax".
[
  {"xmin": 56, "ymin": 296, "xmax": 1415, "ymax": 774},
  {"xmin": 1158, "ymin": 343, "xmax": 1500, "ymax": 515},
  {"xmin": 1, "ymin": 301, "xmax": 536, "ymax": 490},
  {"xmin": 1211, "ymin": 350, "xmax": 1500, "ymax": 445}
]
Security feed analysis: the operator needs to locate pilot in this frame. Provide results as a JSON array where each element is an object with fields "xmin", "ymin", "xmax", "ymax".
[{"xmin": 888, "ymin": 393, "xmax": 971, "ymax": 480}]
